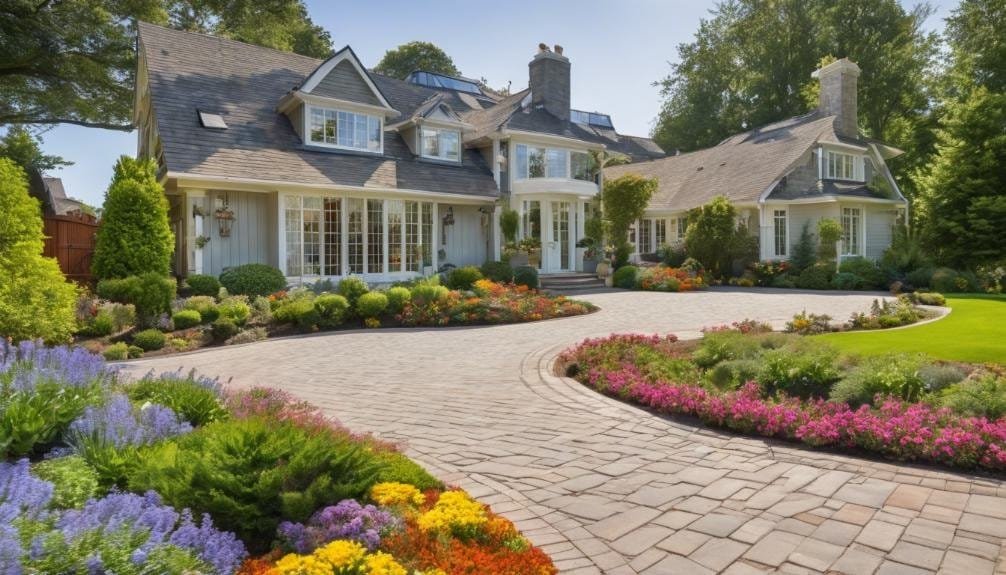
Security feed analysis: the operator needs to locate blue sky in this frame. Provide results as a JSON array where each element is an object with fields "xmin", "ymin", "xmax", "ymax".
[{"xmin": 31, "ymin": 0, "xmax": 959, "ymax": 207}]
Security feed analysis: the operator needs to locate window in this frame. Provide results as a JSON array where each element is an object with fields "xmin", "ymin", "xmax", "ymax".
[
  {"xmin": 655, "ymin": 219, "xmax": 667, "ymax": 248},
  {"xmin": 825, "ymin": 150, "xmax": 862, "ymax": 181},
  {"xmin": 546, "ymin": 149, "xmax": 567, "ymax": 178},
  {"xmin": 673, "ymin": 216, "xmax": 688, "ymax": 241},
  {"xmin": 842, "ymin": 207, "xmax": 861, "ymax": 256},
  {"xmin": 308, "ymin": 106, "xmax": 381, "ymax": 152},
  {"xmin": 639, "ymin": 219, "xmax": 652, "ymax": 253},
  {"xmin": 528, "ymin": 146, "xmax": 545, "ymax": 178},
  {"xmin": 285, "ymin": 196, "xmax": 433, "ymax": 277},
  {"xmin": 420, "ymin": 126, "xmax": 460, "ymax": 161},
  {"xmin": 773, "ymin": 209, "xmax": 787, "ymax": 257},
  {"xmin": 571, "ymin": 151, "xmax": 591, "ymax": 181}
]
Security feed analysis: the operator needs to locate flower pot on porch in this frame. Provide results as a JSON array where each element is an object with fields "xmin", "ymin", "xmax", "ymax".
[
  {"xmin": 509, "ymin": 252, "xmax": 530, "ymax": 268},
  {"xmin": 582, "ymin": 258, "xmax": 599, "ymax": 274},
  {"xmin": 595, "ymin": 261, "xmax": 610, "ymax": 279}
]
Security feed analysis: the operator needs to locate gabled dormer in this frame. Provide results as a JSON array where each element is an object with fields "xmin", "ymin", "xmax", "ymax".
[
  {"xmin": 388, "ymin": 94, "xmax": 472, "ymax": 164},
  {"xmin": 278, "ymin": 46, "xmax": 399, "ymax": 154}
]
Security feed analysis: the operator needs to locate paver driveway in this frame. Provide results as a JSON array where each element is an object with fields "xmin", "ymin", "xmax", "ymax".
[{"xmin": 124, "ymin": 289, "xmax": 1006, "ymax": 574}]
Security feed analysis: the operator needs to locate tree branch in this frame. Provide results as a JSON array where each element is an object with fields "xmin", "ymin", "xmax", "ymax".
[{"xmin": 2, "ymin": 117, "xmax": 134, "ymax": 131}]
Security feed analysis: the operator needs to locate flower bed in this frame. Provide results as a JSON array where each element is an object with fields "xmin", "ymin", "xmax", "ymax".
[
  {"xmin": 560, "ymin": 333, "xmax": 1006, "ymax": 472},
  {"xmin": 613, "ymin": 263, "xmax": 707, "ymax": 292},
  {"xmin": 0, "ymin": 341, "xmax": 556, "ymax": 574}
]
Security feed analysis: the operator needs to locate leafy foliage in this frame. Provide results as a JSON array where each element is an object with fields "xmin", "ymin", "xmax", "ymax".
[
  {"xmin": 314, "ymin": 293, "xmax": 350, "ymax": 328},
  {"xmin": 612, "ymin": 265, "xmax": 638, "ymax": 289},
  {"xmin": 171, "ymin": 309, "xmax": 202, "ymax": 329},
  {"xmin": 355, "ymin": 292, "xmax": 388, "ymax": 319},
  {"xmin": 0, "ymin": 159, "xmax": 78, "ymax": 343},
  {"xmin": 512, "ymin": 266, "xmax": 539, "ymax": 289},
  {"xmin": 830, "ymin": 353, "xmax": 927, "ymax": 406},
  {"xmin": 816, "ymin": 218, "xmax": 842, "ymax": 260},
  {"xmin": 756, "ymin": 340, "xmax": 841, "ymax": 398},
  {"xmin": 31, "ymin": 455, "xmax": 101, "ymax": 509},
  {"xmin": 185, "ymin": 274, "xmax": 222, "ymax": 297},
  {"xmin": 92, "ymin": 157, "xmax": 174, "ymax": 279},
  {"xmin": 219, "ymin": 264, "xmax": 287, "ymax": 297},
  {"xmin": 0, "ymin": 125, "xmax": 71, "ymax": 173},
  {"xmin": 480, "ymin": 261, "xmax": 513, "ymax": 283},
  {"xmin": 374, "ymin": 41, "xmax": 460, "ymax": 79},
  {"xmin": 125, "ymin": 370, "xmax": 228, "ymax": 427},
  {"xmin": 446, "ymin": 265, "xmax": 483, "ymax": 290},
  {"xmin": 940, "ymin": 374, "xmax": 1006, "ymax": 419},
  {"xmin": 602, "ymin": 174, "xmax": 656, "ymax": 267},
  {"xmin": 683, "ymin": 196, "xmax": 748, "ymax": 277},
  {"xmin": 96, "ymin": 272, "xmax": 177, "ymax": 326},
  {"xmin": 338, "ymin": 277, "xmax": 370, "ymax": 307},
  {"xmin": 789, "ymin": 222, "xmax": 817, "ymax": 271}
]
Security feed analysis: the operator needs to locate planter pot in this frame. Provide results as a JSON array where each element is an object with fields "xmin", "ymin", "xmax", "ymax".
[
  {"xmin": 604, "ymin": 275, "xmax": 614, "ymax": 287},
  {"xmin": 582, "ymin": 258, "xmax": 598, "ymax": 274},
  {"xmin": 510, "ymin": 253, "xmax": 530, "ymax": 268},
  {"xmin": 595, "ymin": 262, "xmax": 610, "ymax": 279}
]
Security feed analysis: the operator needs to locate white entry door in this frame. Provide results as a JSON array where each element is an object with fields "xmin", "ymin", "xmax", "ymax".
[{"xmin": 546, "ymin": 201, "xmax": 571, "ymax": 273}]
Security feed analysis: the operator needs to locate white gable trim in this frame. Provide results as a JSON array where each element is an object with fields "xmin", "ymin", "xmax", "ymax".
[
  {"xmin": 867, "ymin": 144, "xmax": 908, "ymax": 203},
  {"xmin": 300, "ymin": 47, "xmax": 394, "ymax": 110}
]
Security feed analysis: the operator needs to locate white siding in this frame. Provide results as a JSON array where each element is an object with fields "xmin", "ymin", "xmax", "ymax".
[
  {"xmin": 442, "ymin": 204, "xmax": 488, "ymax": 267},
  {"xmin": 865, "ymin": 204, "xmax": 896, "ymax": 261},
  {"xmin": 202, "ymin": 190, "xmax": 271, "ymax": 276}
]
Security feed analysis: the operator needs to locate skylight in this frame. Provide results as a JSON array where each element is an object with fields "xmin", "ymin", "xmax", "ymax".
[
  {"xmin": 198, "ymin": 110, "xmax": 228, "ymax": 129},
  {"xmin": 570, "ymin": 109, "xmax": 613, "ymax": 128},
  {"xmin": 407, "ymin": 71, "xmax": 483, "ymax": 95}
]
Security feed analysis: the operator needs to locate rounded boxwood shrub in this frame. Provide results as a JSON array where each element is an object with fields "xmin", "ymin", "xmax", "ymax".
[
  {"xmin": 446, "ymin": 265, "xmax": 483, "ymax": 290},
  {"xmin": 102, "ymin": 341, "xmax": 129, "ymax": 361},
  {"xmin": 906, "ymin": 267, "xmax": 934, "ymax": 289},
  {"xmin": 171, "ymin": 309, "xmax": 202, "ymax": 330},
  {"xmin": 211, "ymin": 318, "xmax": 238, "ymax": 342},
  {"xmin": 132, "ymin": 328, "xmax": 166, "ymax": 351},
  {"xmin": 795, "ymin": 264, "xmax": 834, "ymax": 290},
  {"xmin": 411, "ymin": 283, "xmax": 449, "ymax": 305},
  {"xmin": 313, "ymin": 293, "xmax": 349, "ymax": 328},
  {"xmin": 911, "ymin": 291, "xmax": 946, "ymax": 306},
  {"xmin": 96, "ymin": 272, "xmax": 176, "ymax": 326},
  {"xmin": 832, "ymin": 272, "xmax": 865, "ymax": 290},
  {"xmin": 184, "ymin": 274, "xmax": 221, "ymax": 297},
  {"xmin": 513, "ymin": 265, "xmax": 539, "ymax": 289},
  {"xmin": 838, "ymin": 257, "xmax": 885, "ymax": 289},
  {"xmin": 273, "ymin": 295, "xmax": 319, "ymax": 330},
  {"xmin": 385, "ymin": 287, "xmax": 411, "ymax": 314},
  {"xmin": 217, "ymin": 297, "xmax": 250, "ymax": 326},
  {"xmin": 337, "ymin": 277, "xmax": 369, "ymax": 306},
  {"xmin": 355, "ymin": 292, "xmax": 388, "ymax": 318},
  {"xmin": 127, "ymin": 345, "xmax": 145, "ymax": 359},
  {"xmin": 219, "ymin": 264, "xmax": 286, "ymax": 297},
  {"xmin": 480, "ymin": 260, "xmax": 514, "ymax": 283},
  {"xmin": 613, "ymin": 265, "xmax": 638, "ymax": 289},
  {"xmin": 183, "ymin": 296, "xmax": 219, "ymax": 323}
]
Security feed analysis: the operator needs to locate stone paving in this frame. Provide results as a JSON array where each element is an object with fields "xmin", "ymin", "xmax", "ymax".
[{"xmin": 124, "ymin": 289, "xmax": 1006, "ymax": 574}]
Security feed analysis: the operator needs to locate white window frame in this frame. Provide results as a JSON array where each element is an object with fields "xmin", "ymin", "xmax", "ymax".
[
  {"xmin": 307, "ymin": 105, "xmax": 383, "ymax": 154},
  {"xmin": 673, "ymin": 216, "xmax": 688, "ymax": 241},
  {"xmin": 824, "ymin": 150, "xmax": 864, "ymax": 181},
  {"xmin": 655, "ymin": 218, "xmax": 667, "ymax": 248},
  {"xmin": 639, "ymin": 218, "xmax": 653, "ymax": 254},
  {"xmin": 841, "ymin": 207, "xmax": 863, "ymax": 256},
  {"xmin": 773, "ymin": 209, "xmax": 788, "ymax": 257},
  {"xmin": 420, "ymin": 125, "xmax": 461, "ymax": 162},
  {"xmin": 514, "ymin": 143, "xmax": 588, "ymax": 180}
]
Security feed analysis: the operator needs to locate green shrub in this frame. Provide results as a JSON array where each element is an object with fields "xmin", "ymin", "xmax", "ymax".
[
  {"xmin": 183, "ymin": 296, "xmax": 219, "ymax": 323},
  {"xmin": 906, "ymin": 267, "xmax": 934, "ymax": 289},
  {"xmin": 795, "ymin": 263, "xmax": 834, "ymax": 290},
  {"xmin": 446, "ymin": 265, "xmax": 483, "ymax": 290},
  {"xmin": 706, "ymin": 359, "xmax": 762, "ymax": 391},
  {"xmin": 171, "ymin": 309, "xmax": 202, "ymax": 330},
  {"xmin": 127, "ymin": 417, "xmax": 382, "ymax": 551},
  {"xmin": 920, "ymin": 363, "xmax": 967, "ymax": 392},
  {"xmin": 127, "ymin": 345, "xmax": 144, "ymax": 359},
  {"xmin": 210, "ymin": 318, "xmax": 238, "ymax": 341},
  {"xmin": 184, "ymin": 274, "xmax": 221, "ymax": 297},
  {"xmin": 126, "ymin": 371, "xmax": 227, "ymax": 427},
  {"xmin": 911, "ymin": 291, "xmax": 946, "ymax": 306},
  {"xmin": 411, "ymin": 283, "xmax": 449, "ymax": 306},
  {"xmin": 613, "ymin": 265, "xmax": 638, "ymax": 289},
  {"xmin": 830, "ymin": 354, "xmax": 927, "ymax": 406},
  {"xmin": 480, "ymin": 261, "xmax": 514, "ymax": 283},
  {"xmin": 789, "ymin": 221, "xmax": 817, "ymax": 271},
  {"xmin": 132, "ymin": 328, "xmax": 166, "ymax": 351},
  {"xmin": 658, "ymin": 243, "xmax": 687, "ymax": 267},
  {"xmin": 373, "ymin": 450, "xmax": 442, "ymax": 491},
  {"xmin": 338, "ymin": 277, "xmax": 369, "ymax": 306},
  {"xmin": 96, "ymin": 273, "xmax": 176, "ymax": 326},
  {"xmin": 249, "ymin": 295, "xmax": 273, "ymax": 325},
  {"xmin": 832, "ymin": 272, "xmax": 864, "ymax": 290},
  {"xmin": 0, "ymin": 159, "xmax": 78, "ymax": 343},
  {"xmin": 79, "ymin": 310, "xmax": 115, "ymax": 337},
  {"xmin": 32, "ymin": 455, "xmax": 102, "ymax": 509},
  {"xmin": 92, "ymin": 156, "xmax": 173, "ymax": 280},
  {"xmin": 939, "ymin": 374, "xmax": 1006, "ymax": 419},
  {"xmin": 930, "ymin": 267, "xmax": 977, "ymax": 293},
  {"xmin": 839, "ymin": 257, "xmax": 885, "ymax": 289},
  {"xmin": 227, "ymin": 326, "xmax": 268, "ymax": 345},
  {"xmin": 384, "ymin": 287, "xmax": 411, "ymax": 314},
  {"xmin": 313, "ymin": 293, "xmax": 349, "ymax": 328},
  {"xmin": 356, "ymin": 292, "xmax": 388, "ymax": 318},
  {"xmin": 784, "ymin": 311, "xmax": 833, "ymax": 335},
  {"xmin": 513, "ymin": 266, "xmax": 539, "ymax": 289},
  {"xmin": 218, "ymin": 296, "xmax": 250, "ymax": 326},
  {"xmin": 757, "ymin": 341, "xmax": 840, "ymax": 398},
  {"xmin": 273, "ymin": 293, "xmax": 319, "ymax": 330},
  {"xmin": 693, "ymin": 332, "xmax": 764, "ymax": 368},
  {"xmin": 219, "ymin": 263, "xmax": 286, "ymax": 297},
  {"xmin": 102, "ymin": 342, "xmax": 129, "ymax": 361},
  {"xmin": 817, "ymin": 218, "xmax": 842, "ymax": 260}
]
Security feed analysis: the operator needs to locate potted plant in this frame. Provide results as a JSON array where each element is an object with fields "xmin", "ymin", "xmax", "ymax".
[
  {"xmin": 511, "ymin": 236, "xmax": 540, "ymax": 269},
  {"xmin": 499, "ymin": 208, "xmax": 524, "ymax": 266},
  {"xmin": 578, "ymin": 215, "xmax": 605, "ymax": 274}
]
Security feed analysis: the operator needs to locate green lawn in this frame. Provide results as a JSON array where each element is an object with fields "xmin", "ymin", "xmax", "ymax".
[{"xmin": 819, "ymin": 294, "xmax": 1006, "ymax": 364}]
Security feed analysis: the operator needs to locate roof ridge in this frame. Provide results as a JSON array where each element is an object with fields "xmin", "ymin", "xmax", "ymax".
[{"xmin": 137, "ymin": 20, "xmax": 326, "ymax": 64}]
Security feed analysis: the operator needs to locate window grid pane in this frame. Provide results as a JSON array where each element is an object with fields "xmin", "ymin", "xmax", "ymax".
[
  {"xmin": 528, "ymin": 147, "xmax": 546, "ymax": 178},
  {"xmin": 546, "ymin": 149, "xmax": 567, "ymax": 178},
  {"xmin": 655, "ymin": 219, "xmax": 667, "ymax": 247},
  {"xmin": 774, "ymin": 210, "xmax": 787, "ymax": 257},
  {"xmin": 842, "ymin": 208, "xmax": 861, "ymax": 255},
  {"xmin": 406, "ymin": 201, "xmax": 420, "ymax": 272},
  {"xmin": 515, "ymin": 144, "xmax": 528, "ymax": 180},
  {"xmin": 302, "ymin": 198, "xmax": 322, "ymax": 276},
  {"xmin": 639, "ymin": 219, "xmax": 652, "ymax": 253},
  {"xmin": 387, "ymin": 200, "xmax": 404, "ymax": 273},
  {"xmin": 284, "ymin": 197, "xmax": 302, "ymax": 276},
  {"xmin": 324, "ymin": 198, "xmax": 341, "ymax": 276},
  {"xmin": 367, "ymin": 199, "xmax": 384, "ymax": 274},
  {"xmin": 347, "ymin": 198, "xmax": 364, "ymax": 274},
  {"xmin": 571, "ymin": 152, "xmax": 591, "ymax": 181},
  {"xmin": 441, "ymin": 130, "xmax": 459, "ymax": 161},
  {"xmin": 421, "ymin": 202, "xmax": 433, "ymax": 267}
]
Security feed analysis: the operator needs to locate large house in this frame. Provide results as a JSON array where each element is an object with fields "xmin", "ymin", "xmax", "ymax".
[
  {"xmin": 135, "ymin": 23, "xmax": 662, "ymax": 281},
  {"xmin": 607, "ymin": 58, "xmax": 908, "ymax": 264}
]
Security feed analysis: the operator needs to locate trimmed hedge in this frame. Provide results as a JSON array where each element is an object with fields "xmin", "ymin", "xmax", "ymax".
[{"xmin": 219, "ymin": 264, "xmax": 286, "ymax": 297}]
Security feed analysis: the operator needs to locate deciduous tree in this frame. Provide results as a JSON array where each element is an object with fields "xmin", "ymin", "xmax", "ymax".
[{"xmin": 374, "ymin": 42, "xmax": 460, "ymax": 80}]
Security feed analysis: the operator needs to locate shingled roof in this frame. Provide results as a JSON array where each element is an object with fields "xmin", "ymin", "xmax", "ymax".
[
  {"xmin": 604, "ymin": 112, "xmax": 898, "ymax": 212},
  {"xmin": 138, "ymin": 22, "xmax": 663, "ymax": 198}
]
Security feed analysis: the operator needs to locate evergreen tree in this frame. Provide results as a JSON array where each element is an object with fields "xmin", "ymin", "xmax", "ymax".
[
  {"xmin": 0, "ymin": 158, "xmax": 78, "ymax": 343},
  {"xmin": 92, "ymin": 157, "xmax": 174, "ymax": 279}
]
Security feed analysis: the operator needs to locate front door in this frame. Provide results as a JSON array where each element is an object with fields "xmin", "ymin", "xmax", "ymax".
[{"xmin": 547, "ymin": 201, "xmax": 571, "ymax": 273}]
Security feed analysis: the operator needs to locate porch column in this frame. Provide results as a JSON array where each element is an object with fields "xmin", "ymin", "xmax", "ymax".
[
  {"xmin": 431, "ymin": 203, "xmax": 439, "ymax": 272},
  {"xmin": 186, "ymin": 189, "xmax": 207, "ymax": 276},
  {"xmin": 575, "ymin": 200, "xmax": 586, "ymax": 271},
  {"xmin": 492, "ymin": 204, "xmax": 501, "ymax": 261}
]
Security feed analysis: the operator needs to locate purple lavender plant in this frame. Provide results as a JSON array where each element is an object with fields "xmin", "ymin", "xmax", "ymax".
[
  {"xmin": 0, "ymin": 525, "xmax": 22, "ymax": 575},
  {"xmin": 145, "ymin": 368, "xmax": 226, "ymax": 397},
  {"xmin": 0, "ymin": 460, "xmax": 53, "ymax": 523},
  {"xmin": 0, "ymin": 340, "xmax": 116, "ymax": 392},
  {"xmin": 277, "ymin": 499, "xmax": 398, "ymax": 553},
  {"xmin": 68, "ymin": 394, "xmax": 192, "ymax": 449}
]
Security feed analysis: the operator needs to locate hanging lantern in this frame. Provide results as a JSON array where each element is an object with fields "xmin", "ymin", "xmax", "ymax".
[{"xmin": 214, "ymin": 203, "xmax": 235, "ymax": 237}]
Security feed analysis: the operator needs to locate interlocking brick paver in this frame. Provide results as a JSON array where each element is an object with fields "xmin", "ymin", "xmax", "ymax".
[
  {"xmin": 124, "ymin": 290, "xmax": 1006, "ymax": 574},
  {"xmin": 887, "ymin": 541, "xmax": 945, "ymax": 571}
]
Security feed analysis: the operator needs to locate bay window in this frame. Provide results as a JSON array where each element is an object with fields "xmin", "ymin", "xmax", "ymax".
[
  {"xmin": 571, "ymin": 151, "xmax": 592, "ymax": 181},
  {"xmin": 284, "ymin": 195, "xmax": 434, "ymax": 277},
  {"xmin": 308, "ymin": 106, "xmax": 382, "ymax": 152},
  {"xmin": 514, "ymin": 144, "xmax": 589, "ymax": 180},
  {"xmin": 841, "ymin": 207, "xmax": 862, "ymax": 256},
  {"xmin": 420, "ymin": 126, "xmax": 460, "ymax": 161}
]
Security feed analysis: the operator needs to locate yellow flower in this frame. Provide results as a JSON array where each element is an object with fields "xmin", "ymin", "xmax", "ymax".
[
  {"xmin": 370, "ymin": 482, "xmax": 425, "ymax": 507},
  {"xmin": 271, "ymin": 553, "xmax": 331, "ymax": 575},
  {"xmin": 414, "ymin": 570, "xmax": 447, "ymax": 575},
  {"xmin": 363, "ymin": 552, "xmax": 407, "ymax": 575},
  {"xmin": 313, "ymin": 539, "xmax": 367, "ymax": 569},
  {"xmin": 417, "ymin": 490, "xmax": 487, "ymax": 533}
]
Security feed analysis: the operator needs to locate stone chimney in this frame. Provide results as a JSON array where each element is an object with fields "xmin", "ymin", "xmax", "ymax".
[
  {"xmin": 529, "ymin": 43, "xmax": 570, "ymax": 122},
  {"xmin": 812, "ymin": 58, "xmax": 861, "ymax": 139}
]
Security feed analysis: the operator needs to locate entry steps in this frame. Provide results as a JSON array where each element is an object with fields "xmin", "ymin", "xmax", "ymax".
[{"xmin": 539, "ymin": 272, "xmax": 607, "ymax": 292}]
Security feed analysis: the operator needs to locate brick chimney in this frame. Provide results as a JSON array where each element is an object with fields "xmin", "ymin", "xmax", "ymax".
[
  {"xmin": 529, "ymin": 43, "xmax": 570, "ymax": 122},
  {"xmin": 812, "ymin": 58, "xmax": 861, "ymax": 139}
]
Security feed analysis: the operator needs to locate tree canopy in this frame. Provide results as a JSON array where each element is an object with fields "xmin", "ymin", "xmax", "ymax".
[
  {"xmin": 374, "ymin": 41, "xmax": 460, "ymax": 80},
  {"xmin": 0, "ymin": 126, "xmax": 71, "ymax": 174},
  {"xmin": 1, "ymin": 0, "xmax": 331, "ymax": 131}
]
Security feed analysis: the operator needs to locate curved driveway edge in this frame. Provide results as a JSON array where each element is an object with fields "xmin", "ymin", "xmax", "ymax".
[{"xmin": 122, "ymin": 290, "xmax": 1006, "ymax": 574}]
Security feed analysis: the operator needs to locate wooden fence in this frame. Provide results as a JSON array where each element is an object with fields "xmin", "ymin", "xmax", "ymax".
[{"xmin": 43, "ymin": 214, "xmax": 99, "ymax": 284}]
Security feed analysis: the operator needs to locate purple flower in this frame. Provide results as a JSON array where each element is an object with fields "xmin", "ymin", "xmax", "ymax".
[
  {"xmin": 0, "ymin": 460, "xmax": 53, "ymax": 523},
  {"xmin": 0, "ymin": 525, "xmax": 23, "ymax": 575},
  {"xmin": 0, "ymin": 340, "xmax": 115, "ymax": 392},
  {"xmin": 170, "ymin": 511, "xmax": 246, "ymax": 575},
  {"xmin": 69, "ymin": 394, "xmax": 192, "ymax": 449},
  {"xmin": 278, "ymin": 499, "xmax": 398, "ymax": 553}
]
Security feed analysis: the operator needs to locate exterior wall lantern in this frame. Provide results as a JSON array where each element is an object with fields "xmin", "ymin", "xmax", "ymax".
[
  {"xmin": 214, "ymin": 193, "xmax": 235, "ymax": 237},
  {"xmin": 441, "ymin": 206, "xmax": 454, "ymax": 245}
]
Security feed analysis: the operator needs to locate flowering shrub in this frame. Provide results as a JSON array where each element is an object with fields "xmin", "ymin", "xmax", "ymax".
[
  {"xmin": 784, "ymin": 311, "xmax": 833, "ymax": 335},
  {"xmin": 701, "ymin": 319, "xmax": 773, "ymax": 335},
  {"xmin": 397, "ymin": 281, "xmax": 593, "ymax": 327},
  {"xmin": 847, "ymin": 297, "xmax": 923, "ymax": 330},
  {"xmin": 749, "ymin": 260, "xmax": 791, "ymax": 286},
  {"xmin": 271, "ymin": 539, "xmax": 407, "ymax": 575},
  {"xmin": 370, "ymin": 482, "xmax": 426, "ymax": 507},
  {"xmin": 561, "ymin": 334, "xmax": 1006, "ymax": 471},
  {"xmin": 635, "ymin": 265, "xmax": 706, "ymax": 292},
  {"xmin": 278, "ymin": 499, "xmax": 398, "ymax": 553},
  {"xmin": 416, "ymin": 491, "xmax": 487, "ymax": 538}
]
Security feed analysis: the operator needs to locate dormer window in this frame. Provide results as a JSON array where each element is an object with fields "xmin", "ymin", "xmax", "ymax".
[
  {"xmin": 420, "ymin": 126, "xmax": 460, "ymax": 162},
  {"xmin": 308, "ymin": 106, "xmax": 382, "ymax": 153},
  {"xmin": 824, "ymin": 150, "xmax": 864, "ymax": 181}
]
